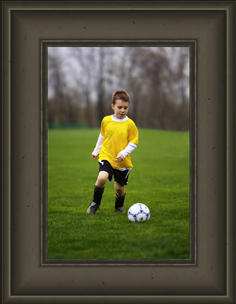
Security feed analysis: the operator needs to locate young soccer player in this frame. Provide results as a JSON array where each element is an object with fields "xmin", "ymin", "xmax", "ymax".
[{"xmin": 86, "ymin": 90, "xmax": 139, "ymax": 214}]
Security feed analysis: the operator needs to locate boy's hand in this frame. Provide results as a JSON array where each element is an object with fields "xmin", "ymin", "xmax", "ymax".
[
  {"xmin": 114, "ymin": 153, "xmax": 124, "ymax": 162},
  {"xmin": 92, "ymin": 154, "xmax": 98, "ymax": 160}
]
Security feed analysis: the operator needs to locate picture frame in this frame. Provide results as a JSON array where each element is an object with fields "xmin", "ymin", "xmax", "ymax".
[{"xmin": 2, "ymin": 1, "xmax": 235, "ymax": 303}]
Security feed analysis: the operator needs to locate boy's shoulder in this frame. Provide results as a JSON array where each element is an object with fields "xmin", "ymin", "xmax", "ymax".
[
  {"xmin": 102, "ymin": 115, "xmax": 112, "ymax": 123},
  {"xmin": 127, "ymin": 117, "xmax": 135, "ymax": 123},
  {"xmin": 127, "ymin": 117, "xmax": 137, "ymax": 127}
]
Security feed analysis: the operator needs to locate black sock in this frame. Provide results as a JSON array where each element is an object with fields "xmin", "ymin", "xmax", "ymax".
[
  {"xmin": 93, "ymin": 186, "xmax": 104, "ymax": 205},
  {"xmin": 115, "ymin": 193, "xmax": 126, "ymax": 208}
]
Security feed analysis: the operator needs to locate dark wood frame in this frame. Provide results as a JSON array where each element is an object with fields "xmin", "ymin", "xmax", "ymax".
[{"xmin": 2, "ymin": 1, "xmax": 235, "ymax": 303}]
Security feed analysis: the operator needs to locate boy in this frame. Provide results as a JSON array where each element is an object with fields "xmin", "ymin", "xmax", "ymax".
[{"xmin": 86, "ymin": 90, "xmax": 139, "ymax": 214}]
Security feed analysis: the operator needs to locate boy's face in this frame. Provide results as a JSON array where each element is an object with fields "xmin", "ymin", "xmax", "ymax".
[{"xmin": 111, "ymin": 99, "xmax": 130, "ymax": 119}]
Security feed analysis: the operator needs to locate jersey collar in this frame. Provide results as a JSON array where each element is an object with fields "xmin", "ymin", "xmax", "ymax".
[{"xmin": 111, "ymin": 115, "xmax": 129, "ymax": 122}]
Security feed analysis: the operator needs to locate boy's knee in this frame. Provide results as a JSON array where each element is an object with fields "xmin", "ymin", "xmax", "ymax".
[
  {"xmin": 115, "ymin": 184, "xmax": 125, "ymax": 196},
  {"xmin": 96, "ymin": 171, "xmax": 109, "ymax": 187}
]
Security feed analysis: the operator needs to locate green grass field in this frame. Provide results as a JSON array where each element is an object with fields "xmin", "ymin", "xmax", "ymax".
[{"xmin": 47, "ymin": 128, "xmax": 190, "ymax": 260}]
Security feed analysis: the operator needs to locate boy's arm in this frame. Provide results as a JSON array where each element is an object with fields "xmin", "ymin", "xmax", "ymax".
[
  {"xmin": 92, "ymin": 133, "xmax": 104, "ymax": 159},
  {"xmin": 120, "ymin": 142, "xmax": 137, "ymax": 158},
  {"xmin": 114, "ymin": 142, "xmax": 137, "ymax": 162}
]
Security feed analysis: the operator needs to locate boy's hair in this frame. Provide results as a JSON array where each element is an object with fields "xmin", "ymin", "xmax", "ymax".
[{"xmin": 112, "ymin": 90, "xmax": 130, "ymax": 105}]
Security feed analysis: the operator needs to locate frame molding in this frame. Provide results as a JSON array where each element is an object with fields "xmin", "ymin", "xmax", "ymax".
[{"xmin": 2, "ymin": 1, "xmax": 235, "ymax": 303}]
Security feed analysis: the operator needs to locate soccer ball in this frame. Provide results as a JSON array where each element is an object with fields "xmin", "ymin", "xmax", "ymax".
[{"xmin": 128, "ymin": 203, "xmax": 150, "ymax": 222}]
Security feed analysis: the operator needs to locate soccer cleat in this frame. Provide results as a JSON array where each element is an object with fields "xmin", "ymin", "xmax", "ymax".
[
  {"xmin": 86, "ymin": 202, "xmax": 99, "ymax": 214},
  {"xmin": 115, "ymin": 206, "xmax": 126, "ymax": 212}
]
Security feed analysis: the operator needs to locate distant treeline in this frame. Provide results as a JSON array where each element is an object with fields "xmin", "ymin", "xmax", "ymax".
[{"xmin": 48, "ymin": 46, "xmax": 189, "ymax": 131}]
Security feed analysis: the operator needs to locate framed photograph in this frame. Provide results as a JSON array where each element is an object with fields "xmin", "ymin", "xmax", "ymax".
[
  {"xmin": 2, "ymin": 1, "xmax": 235, "ymax": 303},
  {"xmin": 43, "ymin": 42, "xmax": 193, "ymax": 264}
]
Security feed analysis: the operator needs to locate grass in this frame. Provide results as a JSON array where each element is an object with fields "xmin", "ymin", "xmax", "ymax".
[{"xmin": 47, "ymin": 128, "xmax": 190, "ymax": 260}]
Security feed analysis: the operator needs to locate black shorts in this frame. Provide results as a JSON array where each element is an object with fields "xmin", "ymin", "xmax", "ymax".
[{"xmin": 98, "ymin": 160, "xmax": 130, "ymax": 186}]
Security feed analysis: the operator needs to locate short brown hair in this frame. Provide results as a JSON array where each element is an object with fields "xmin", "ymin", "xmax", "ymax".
[{"xmin": 112, "ymin": 90, "xmax": 130, "ymax": 105}]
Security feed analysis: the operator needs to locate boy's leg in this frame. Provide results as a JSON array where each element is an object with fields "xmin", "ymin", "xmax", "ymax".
[
  {"xmin": 114, "ymin": 169, "xmax": 130, "ymax": 212},
  {"xmin": 95, "ymin": 171, "xmax": 109, "ymax": 188},
  {"xmin": 87, "ymin": 170, "xmax": 109, "ymax": 214},
  {"xmin": 114, "ymin": 181, "xmax": 126, "ymax": 212}
]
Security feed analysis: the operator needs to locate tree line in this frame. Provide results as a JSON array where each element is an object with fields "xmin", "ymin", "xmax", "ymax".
[{"xmin": 48, "ymin": 46, "xmax": 189, "ymax": 131}]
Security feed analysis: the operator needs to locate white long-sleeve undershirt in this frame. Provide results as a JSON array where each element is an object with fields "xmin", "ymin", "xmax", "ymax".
[
  {"xmin": 92, "ymin": 133, "xmax": 137, "ymax": 158},
  {"xmin": 119, "ymin": 142, "xmax": 137, "ymax": 158},
  {"xmin": 92, "ymin": 133, "xmax": 104, "ymax": 156}
]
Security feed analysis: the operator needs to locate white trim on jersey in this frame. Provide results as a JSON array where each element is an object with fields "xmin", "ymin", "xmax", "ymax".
[{"xmin": 111, "ymin": 115, "xmax": 129, "ymax": 122}]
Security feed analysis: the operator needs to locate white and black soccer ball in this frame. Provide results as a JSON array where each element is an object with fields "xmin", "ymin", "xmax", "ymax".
[{"xmin": 128, "ymin": 203, "xmax": 150, "ymax": 222}]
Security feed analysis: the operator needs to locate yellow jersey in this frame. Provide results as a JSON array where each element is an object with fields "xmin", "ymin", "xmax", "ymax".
[{"xmin": 98, "ymin": 115, "xmax": 138, "ymax": 169}]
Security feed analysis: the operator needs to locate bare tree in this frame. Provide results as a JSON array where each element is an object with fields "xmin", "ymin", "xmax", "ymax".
[
  {"xmin": 123, "ymin": 47, "xmax": 189, "ymax": 130},
  {"xmin": 47, "ymin": 46, "xmax": 189, "ymax": 130},
  {"xmin": 48, "ymin": 49, "xmax": 83, "ymax": 125},
  {"xmin": 48, "ymin": 51, "xmax": 69, "ymax": 124},
  {"xmin": 71, "ymin": 48, "xmax": 95, "ymax": 126}
]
